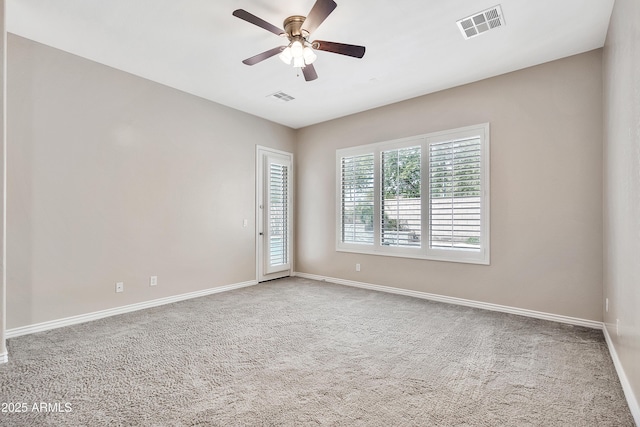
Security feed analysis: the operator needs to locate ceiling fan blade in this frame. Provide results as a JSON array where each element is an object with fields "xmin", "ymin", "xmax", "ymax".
[
  {"xmin": 242, "ymin": 46, "xmax": 285, "ymax": 66},
  {"xmin": 313, "ymin": 40, "xmax": 366, "ymax": 58},
  {"xmin": 232, "ymin": 9, "xmax": 284, "ymax": 36},
  {"xmin": 302, "ymin": 0, "xmax": 337, "ymax": 35},
  {"xmin": 302, "ymin": 64, "xmax": 318, "ymax": 81}
]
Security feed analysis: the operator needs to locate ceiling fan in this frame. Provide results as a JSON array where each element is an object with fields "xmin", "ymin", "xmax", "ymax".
[{"xmin": 232, "ymin": 0, "xmax": 366, "ymax": 81}]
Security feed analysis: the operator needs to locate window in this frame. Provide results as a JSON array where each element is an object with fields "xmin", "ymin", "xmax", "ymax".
[
  {"xmin": 429, "ymin": 137, "xmax": 481, "ymax": 251},
  {"xmin": 381, "ymin": 146, "xmax": 421, "ymax": 248},
  {"xmin": 340, "ymin": 153, "xmax": 374, "ymax": 244},
  {"xmin": 268, "ymin": 162, "xmax": 289, "ymax": 268},
  {"xmin": 336, "ymin": 124, "xmax": 490, "ymax": 264}
]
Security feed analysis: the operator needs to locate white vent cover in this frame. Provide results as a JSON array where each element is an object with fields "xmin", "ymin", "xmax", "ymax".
[
  {"xmin": 267, "ymin": 91, "xmax": 295, "ymax": 103},
  {"xmin": 457, "ymin": 5, "xmax": 505, "ymax": 40}
]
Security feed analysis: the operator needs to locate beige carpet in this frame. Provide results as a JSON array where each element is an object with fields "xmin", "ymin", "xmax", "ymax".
[{"xmin": 0, "ymin": 277, "xmax": 634, "ymax": 426}]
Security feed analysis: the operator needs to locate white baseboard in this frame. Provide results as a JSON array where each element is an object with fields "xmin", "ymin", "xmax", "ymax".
[
  {"xmin": 603, "ymin": 326, "xmax": 640, "ymax": 425},
  {"xmin": 294, "ymin": 272, "xmax": 603, "ymax": 330},
  {"xmin": 6, "ymin": 280, "xmax": 258, "ymax": 339},
  {"xmin": 0, "ymin": 351, "xmax": 7, "ymax": 364}
]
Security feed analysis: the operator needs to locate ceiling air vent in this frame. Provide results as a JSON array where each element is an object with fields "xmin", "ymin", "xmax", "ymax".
[
  {"xmin": 267, "ymin": 91, "xmax": 295, "ymax": 103},
  {"xmin": 457, "ymin": 5, "xmax": 505, "ymax": 40}
]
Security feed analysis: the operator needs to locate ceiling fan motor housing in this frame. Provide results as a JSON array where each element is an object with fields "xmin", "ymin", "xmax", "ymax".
[{"xmin": 283, "ymin": 15, "xmax": 308, "ymax": 39}]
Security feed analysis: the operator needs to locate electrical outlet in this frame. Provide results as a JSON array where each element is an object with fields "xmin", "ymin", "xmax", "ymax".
[
  {"xmin": 243, "ymin": 219, "xmax": 248, "ymax": 228},
  {"xmin": 616, "ymin": 319, "xmax": 620, "ymax": 336},
  {"xmin": 115, "ymin": 282, "xmax": 124, "ymax": 293},
  {"xmin": 356, "ymin": 263, "xmax": 361, "ymax": 272},
  {"xmin": 605, "ymin": 298, "xmax": 609, "ymax": 312},
  {"xmin": 150, "ymin": 276, "xmax": 158, "ymax": 287}
]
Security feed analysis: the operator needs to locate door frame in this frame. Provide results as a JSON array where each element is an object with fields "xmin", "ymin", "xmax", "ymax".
[{"xmin": 256, "ymin": 145, "xmax": 294, "ymax": 282}]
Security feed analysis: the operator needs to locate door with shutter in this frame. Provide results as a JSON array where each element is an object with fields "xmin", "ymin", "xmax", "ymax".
[{"xmin": 256, "ymin": 147, "xmax": 292, "ymax": 282}]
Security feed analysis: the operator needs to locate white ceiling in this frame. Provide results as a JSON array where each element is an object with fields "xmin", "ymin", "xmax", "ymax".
[{"xmin": 6, "ymin": 0, "xmax": 614, "ymax": 129}]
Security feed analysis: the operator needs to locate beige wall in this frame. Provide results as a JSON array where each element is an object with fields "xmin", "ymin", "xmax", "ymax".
[
  {"xmin": 7, "ymin": 35, "xmax": 296, "ymax": 329},
  {"xmin": 296, "ymin": 50, "xmax": 604, "ymax": 321},
  {"xmin": 0, "ymin": 0, "xmax": 6, "ymax": 360},
  {"xmin": 603, "ymin": 0, "xmax": 640, "ymax": 415}
]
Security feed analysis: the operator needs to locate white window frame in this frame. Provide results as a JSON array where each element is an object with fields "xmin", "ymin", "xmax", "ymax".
[{"xmin": 335, "ymin": 123, "xmax": 490, "ymax": 265}]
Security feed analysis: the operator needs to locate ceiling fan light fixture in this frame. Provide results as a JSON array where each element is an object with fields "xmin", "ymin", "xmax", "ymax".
[
  {"xmin": 291, "ymin": 41, "xmax": 304, "ymax": 58},
  {"xmin": 279, "ymin": 46, "xmax": 293, "ymax": 64},
  {"xmin": 293, "ymin": 56, "xmax": 306, "ymax": 68},
  {"xmin": 303, "ymin": 47, "xmax": 317, "ymax": 65}
]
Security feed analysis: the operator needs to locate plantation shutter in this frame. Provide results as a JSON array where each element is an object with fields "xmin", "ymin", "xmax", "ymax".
[
  {"xmin": 429, "ymin": 137, "xmax": 482, "ymax": 251},
  {"xmin": 341, "ymin": 153, "xmax": 375, "ymax": 244},
  {"xmin": 266, "ymin": 159, "xmax": 290, "ymax": 272},
  {"xmin": 337, "ymin": 123, "xmax": 489, "ymax": 264},
  {"xmin": 381, "ymin": 146, "xmax": 421, "ymax": 248}
]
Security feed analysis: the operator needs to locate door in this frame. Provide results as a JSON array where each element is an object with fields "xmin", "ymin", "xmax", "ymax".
[{"xmin": 257, "ymin": 146, "xmax": 293, "ymax": 282}]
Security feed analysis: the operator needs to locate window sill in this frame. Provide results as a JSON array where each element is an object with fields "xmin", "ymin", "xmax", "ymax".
[{"xmin": 336, "ymin": 246, "xmax": 490, "ymax": 265}]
